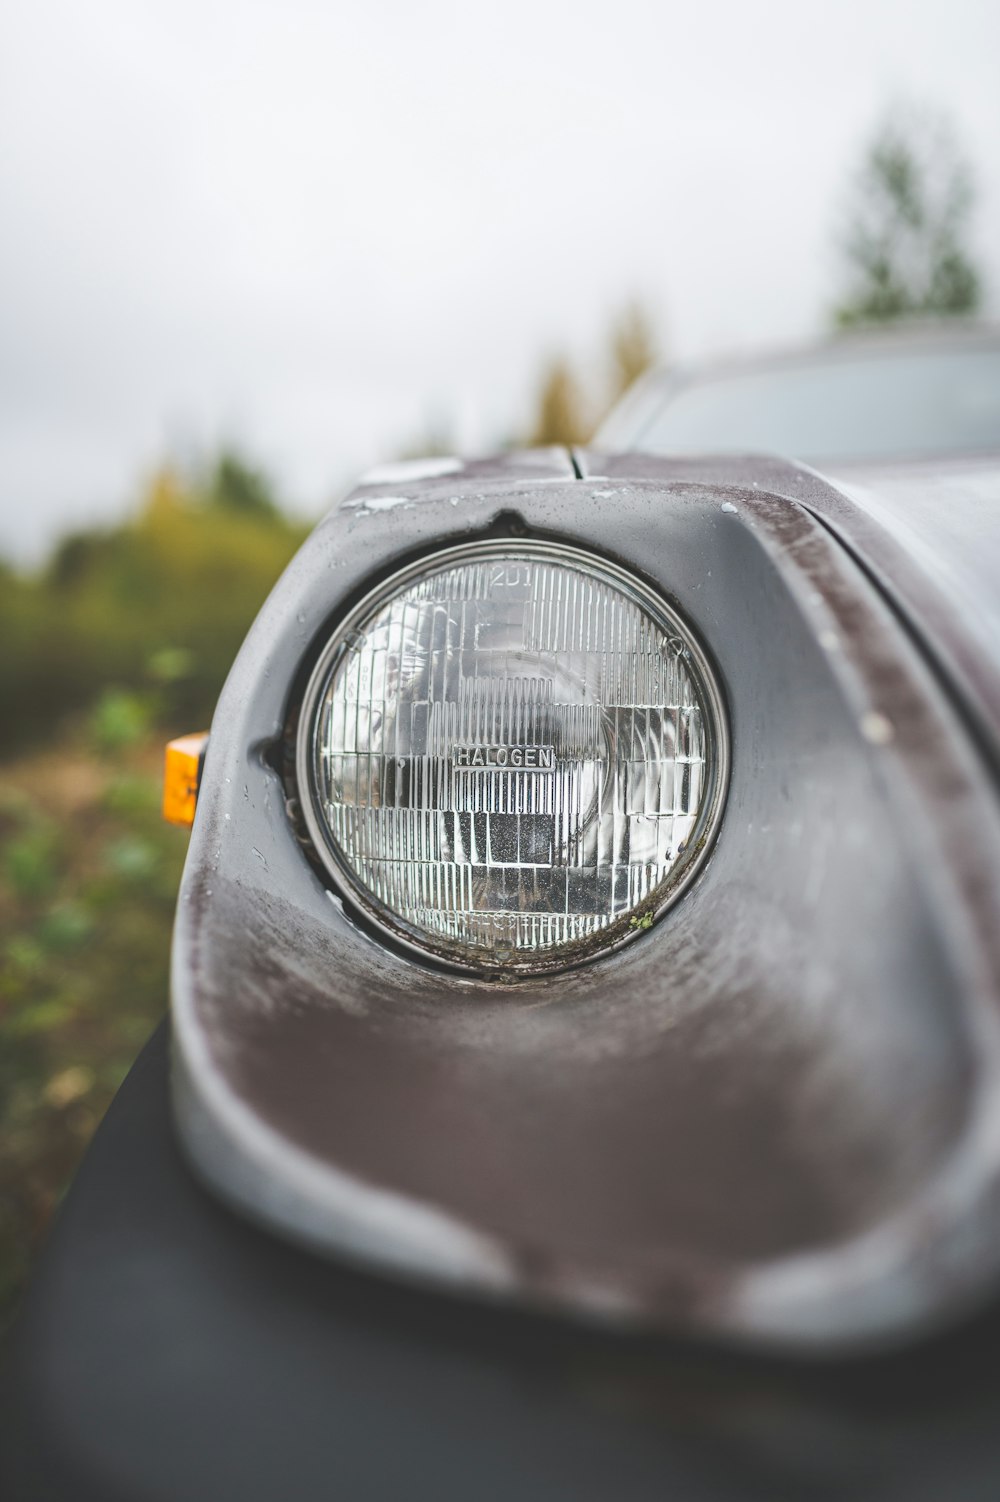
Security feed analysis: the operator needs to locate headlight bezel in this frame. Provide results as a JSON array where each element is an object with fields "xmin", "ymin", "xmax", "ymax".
[{"xmin": 293, "ymin": 536, "xmax": 730, "ymax": 977}]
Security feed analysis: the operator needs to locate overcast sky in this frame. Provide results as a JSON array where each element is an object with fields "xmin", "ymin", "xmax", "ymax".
[{"xmin": 1, "ymin": 0, "xmax": 998, "ymax": 562}]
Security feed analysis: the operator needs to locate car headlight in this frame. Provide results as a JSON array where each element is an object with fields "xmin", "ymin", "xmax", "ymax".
[{"xmin": 296, "ymin": 539, "xmax": 728, "ymax": 972}]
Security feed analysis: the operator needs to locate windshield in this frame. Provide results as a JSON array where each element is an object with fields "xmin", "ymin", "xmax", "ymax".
[{"xmin": 625, "ymin": 345, "xmax": 1000, "ymax": 464}]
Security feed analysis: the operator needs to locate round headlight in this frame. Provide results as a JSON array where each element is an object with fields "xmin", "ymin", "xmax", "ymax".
[{"xmin": 296, "ymin": 540, "xmax": 728, "ymax": 973}]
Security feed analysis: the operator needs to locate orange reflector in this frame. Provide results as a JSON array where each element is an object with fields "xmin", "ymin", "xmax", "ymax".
[{"xmin": 163, "ymin": 733, "xmax": 210, "ymax": 828}]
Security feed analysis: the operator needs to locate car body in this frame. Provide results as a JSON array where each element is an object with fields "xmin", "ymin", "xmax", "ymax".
[
  {"xmin": 597, "ymin": 322, "xmax": 1000, "ymax": 469},
  {"xmin": 5, "ymin": 328, "xmax": 1000, "ymax": 1500}
]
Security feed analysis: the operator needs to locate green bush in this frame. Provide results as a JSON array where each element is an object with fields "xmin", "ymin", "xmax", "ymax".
[{"xmin": 0, "ymin": 459, "xmax": 309, "ymax": 758}]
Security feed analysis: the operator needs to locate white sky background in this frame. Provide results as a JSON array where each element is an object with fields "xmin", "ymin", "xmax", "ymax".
[{"xmin": 1, "ymin": 0, "xmax": 998, "ymax": 562}]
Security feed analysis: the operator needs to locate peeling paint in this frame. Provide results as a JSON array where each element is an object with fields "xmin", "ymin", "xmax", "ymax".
[
  {"xmin": 860, "ymin": 711, "xmax": 895, "ymax": 746},
  {"xmin": 342, "ymin": 494, "xmax": 415, "ymax": 515}
]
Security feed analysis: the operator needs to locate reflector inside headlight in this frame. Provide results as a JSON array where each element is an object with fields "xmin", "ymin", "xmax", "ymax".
[{"xmin": 297, "ymin": 540, "xmax": 727, "ymax": 972}]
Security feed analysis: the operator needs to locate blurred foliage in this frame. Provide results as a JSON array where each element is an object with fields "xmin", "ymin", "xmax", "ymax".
[
  {"xmin": 608, "ymin": 301, "xmax": 659, "ymax": 405},
  {"xmin": 0, "ymin": 449, "xmax": 308, "ymax": 1320},
  {"xmin": 526, "ymin": 303, "xmax": 659, "ymax": 445},
  {"xmin": 0, "ymin": 738, "xmax": 188, "ymax": 1321},
  {"xmin": 527, "ymin": 357, "xmax": 592, "ymax": 446},
  {"xmin": 833, "ymin": 103, "xmax": 982, "ymax": 327},
  {"xmin": 0, "ymin": 457, "xmax": 308, "ymax": 758},
  {"xmin": 208, "ymin": 449, "xmax": 283, "ymax": 520}
]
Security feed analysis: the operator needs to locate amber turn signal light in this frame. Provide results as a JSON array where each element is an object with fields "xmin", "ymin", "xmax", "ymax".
[{"xmin": 163, "ymin": 733, "xmax": 210, "ymax": 828}]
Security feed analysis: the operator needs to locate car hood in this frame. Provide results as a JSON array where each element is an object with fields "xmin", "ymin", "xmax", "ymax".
[
  {"xmin": 171, "ymin": 448, "xmax": 1000, "ymax": 1354},
  {"xmin": 812, "ymin": 453, "xmax": 1000, "ymax": 765},
  {"xmin": 578, "ymin": 449, "xmax": 1000, "ymax": 766}
]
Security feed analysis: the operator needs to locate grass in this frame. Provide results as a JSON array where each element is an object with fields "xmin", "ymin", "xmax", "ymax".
[
  {"xmin": 0, "ymin": 722, "xmax": 190, "ymax": 1322},
  {"xmin": 0, "ymin": 461, "xmax": 308, "ymax": 1322}
]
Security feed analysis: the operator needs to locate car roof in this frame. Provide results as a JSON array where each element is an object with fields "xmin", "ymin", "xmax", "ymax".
[
  {"xmin": 595, "ymin": 321, "xmax": 1000, "ymax": 450},
  {"xmin": 657, "ymin": 320, "xmax": 996, "ymax": 381}
]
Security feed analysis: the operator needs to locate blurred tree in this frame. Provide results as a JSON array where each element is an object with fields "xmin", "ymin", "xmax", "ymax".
[
  {"xmin": 609, "ymin": 301, "xmax": 658, "ymax": 402},
  {"xmin": 204, "ymin": 449, "xmax": 280, "ymax": 519},
  {"xmin": 833, "ymin": 104, "xmax": 982, "ymax": 326},
  {"xmin": 527, "ymin": 357, "xmax": 591, "ymax": 446},
  {"xmin": 143, "ymin": 463, "xmax": 187, "ymax": 520}
]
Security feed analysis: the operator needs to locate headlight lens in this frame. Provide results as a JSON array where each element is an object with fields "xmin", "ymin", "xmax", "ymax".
[{"xmin": 297, "ymin": 540, "xmax": 727, "ymax": 972}]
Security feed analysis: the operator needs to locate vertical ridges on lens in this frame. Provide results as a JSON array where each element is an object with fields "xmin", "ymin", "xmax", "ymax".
[{"xmin": 313, "ymin": 549, "xmax": 712, "ymax": 957}]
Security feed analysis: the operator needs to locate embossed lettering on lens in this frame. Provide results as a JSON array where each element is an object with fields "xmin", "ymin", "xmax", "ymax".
[{"xmin": 297, "ymin": 541, "xmax": 728, "ymax": 972}]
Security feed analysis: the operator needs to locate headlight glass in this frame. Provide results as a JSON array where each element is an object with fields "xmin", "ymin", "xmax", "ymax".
[{"xmin": 297, "ymin": 540, "xmax": 727, "ymax": 972}]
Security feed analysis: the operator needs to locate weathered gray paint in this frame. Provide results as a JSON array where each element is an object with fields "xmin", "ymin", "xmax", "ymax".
[{"xmin": 170, "ymin": 450, "xmax": 1000, "ymax": 1352}]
